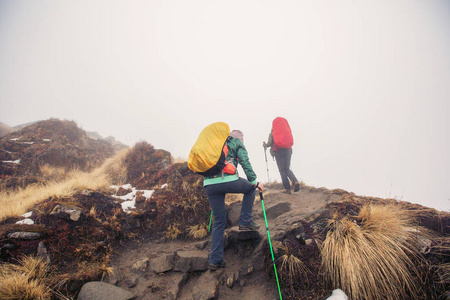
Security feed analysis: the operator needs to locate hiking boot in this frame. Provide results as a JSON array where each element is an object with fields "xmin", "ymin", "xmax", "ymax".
[
  {"xmin": 281, "ymin": 189, "xmax": 291, "ymax": 194},
  {"xmin": 239, "ymin": 221, "xmax": 260, "ymax": 231},
  {"xmin": 293, "ymin": 182, "xmax": 300, "ymax": 192},
  {"xmin": 209, "ymin": 259, "xmax": 226, "ymax": 271}
]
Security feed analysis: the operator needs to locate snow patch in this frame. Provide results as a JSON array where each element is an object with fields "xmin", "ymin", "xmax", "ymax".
[
  {"xmin": 3, "ymin": 159, "xmax": 20, "ymax": 164},
  {"xmin": 43, "ymin": 139, "xmax": 51, "ymax": 142},
  {"xmin": 161, "ymin": 183, "xmax": 168, "ymax": 189},
  {"xmin": 326, "ymin": 289, "xmax": 348, "ymax": 300},
  {"xmin": 22, "ymin": 211, "xmax": 33, "ymax": 218},
  {"xmin": 111, "ymin": 184, "xmax": 154, "ymax": 213},
  {"xmin": 16, "ymin": 218, "xmax": 34, "ymax": 225},
  {"xmin": 9, "ymin": 138, "xmax": 19, "ymax": 141}
]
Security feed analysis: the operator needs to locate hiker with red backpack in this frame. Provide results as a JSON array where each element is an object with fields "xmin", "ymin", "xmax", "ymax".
[
  {"xmin": 263, "ymin": 117, "xmax": 300, "ymax": 194},
  {"xmin": 188, "ymin": 123, "xmax": 264, "ymax": 271}
]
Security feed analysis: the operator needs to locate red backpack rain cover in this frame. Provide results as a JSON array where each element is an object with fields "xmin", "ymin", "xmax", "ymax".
[{"xmin": 272, "ymin": 117, "xmax": 293, "ymax": 150}]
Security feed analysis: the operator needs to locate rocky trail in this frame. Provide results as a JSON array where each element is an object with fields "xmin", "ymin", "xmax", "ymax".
[{"xmin": 79, "ymin": 187, "xmax": 343, "ymax": 300}]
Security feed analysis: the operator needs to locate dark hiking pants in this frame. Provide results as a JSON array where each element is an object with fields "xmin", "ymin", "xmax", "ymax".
[
  {"xmin": 275, "ymin": 148, "xmax": 298, "ymax": 190},
  {"xmin": 205, "ymin": 178, "xmax": 256, "ymax": 265}
]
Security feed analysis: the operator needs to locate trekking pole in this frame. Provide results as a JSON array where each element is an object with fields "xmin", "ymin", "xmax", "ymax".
[
  {"xmin": 264, "ymin": 147, "xmax": 270, "ymax": 182},
  {"xmin": 260, "ymin": 192, "xmax": 283, "ymax": 300},
  {"xmin": 208, "ymin": 211, "xmax": 213, "ymax": 233}
]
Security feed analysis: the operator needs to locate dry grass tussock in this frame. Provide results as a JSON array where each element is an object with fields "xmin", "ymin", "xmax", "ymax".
[
  {"xmin": 278, "ymin": 244, "xmax": 310, "ymax": 292},
  {"xmin": 0, "ymin": 256, "xmax": 51, "ymax": 300},
  {"xmin": 0, "ymin": 149, "xmax": 129, "ymax": 222},
  {"xmin": 187, "ymin": 224, "xmax": 208, "ymax": 239},
  {"xmin": 320, "ymin": 203, "xmax": 426, "ymax": 300}
]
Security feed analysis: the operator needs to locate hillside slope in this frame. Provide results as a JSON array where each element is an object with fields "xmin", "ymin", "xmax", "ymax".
[{"xmin": 0, "ymin": 118, "xmax": 115, "ymax": 190}]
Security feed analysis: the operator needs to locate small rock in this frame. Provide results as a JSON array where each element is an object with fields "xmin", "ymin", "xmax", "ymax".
[
  {"xmin": 149, "ymin": 254, "xmax": 174, "ymax": 273},
  {"xmin": 239, "ymin": 279, "xmax": 245, "ymax": 287},
  {"xmin": 165, "ymin": 272, "xmax": 189, "ymax": 300},
  {"xmin": 37, "ymin": 241, "xmax": 51, "ymax": 263},
  {"xmin": 131, "ymin": 258, "xmax": 149, "ymax": 275},
  {"xmin": 226, "ymin": 276, "xmax": 234, "ymax": 288},
  {"xmin": 123, "ymin": 275, "xmax": 139, "ymax": 288},
  {"xmin": 192, "ymin": 271, "xmax": 220, "ymax": 300},
  {"xmin": 8, "ymin": 232, "xmax": 43, "ymax": 240},
  {"xmin": 50, "ymin": 204, "xmax": 82, "ymax": 221},
  {"xmin": 226, "ymin": 271, "xmax": 239, "ymax": 289},
  {"xmin": 173, "ymin": 251, "xmax": 209, "ymax": 272},
  {"xmin": 227, "ymin": 226, "xmax": 260, "ymax": 241},
  {"xmin": 304, "ymin": 239, "xmax": 313, "ymax": 246},
  {"xmin": 195, "ymin": 241, "xmax": 208, "ymax": 250},
  {"xmin": 103, "ymin": 270, "xmax": 119, "ymax": 286},
  {"xmin": 77, "ymin": 281, "xmax": 136, "ymax": 300},
  {"xmin": 240, "ymin": 262, "xmax": 254, "ymax": 276}
]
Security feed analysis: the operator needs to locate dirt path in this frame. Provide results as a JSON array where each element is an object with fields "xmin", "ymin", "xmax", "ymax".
[{"xmin": 109, "ymin": 187, "xmax": 340, "ymax": 299}]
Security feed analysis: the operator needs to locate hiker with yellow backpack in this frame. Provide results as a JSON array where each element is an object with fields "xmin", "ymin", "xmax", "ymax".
[{"xmin": 188, "ymin": 122, "xmax": 263, "ymax": 271}]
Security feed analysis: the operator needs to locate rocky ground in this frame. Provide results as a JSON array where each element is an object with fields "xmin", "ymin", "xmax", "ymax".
[{"xmin": 81, "ymin": 186, "xmax": 343, "ymax": 300}]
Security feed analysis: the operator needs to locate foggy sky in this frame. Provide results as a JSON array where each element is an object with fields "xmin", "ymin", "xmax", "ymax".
[{"xmin": 0, "ymin": 0, "xmax": 449, "ymax": 211}]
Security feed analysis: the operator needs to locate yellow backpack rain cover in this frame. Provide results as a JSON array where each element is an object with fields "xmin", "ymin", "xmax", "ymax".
[{"xmin": 188, "ymin": 122, "xmax": 230, "ymax": 176}]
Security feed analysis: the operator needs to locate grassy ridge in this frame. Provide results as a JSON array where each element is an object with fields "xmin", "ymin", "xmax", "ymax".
[{"xmin": 0, "ymin": 149, "xmax": 128, "ymax": 222}]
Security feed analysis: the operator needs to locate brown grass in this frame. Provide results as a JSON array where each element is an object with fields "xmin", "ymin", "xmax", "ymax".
[
  {"xmin": 0, "ymin": 256, "xmax": 51, "ymax": 300},
  {"xmin": 278, "ymin": 244, "xmax": 310, "ymax": 292},
  {"xmin": 165, "ymin": 223, "xmax": 182, "ymax": 240},
  {"xmin": 0, "ymin": 150, "xmax": 129, "ymax": 222},
  {"xmin": 187, "ymin": 224, "xmax": 208, "ymax": 239},
  {"xmin": 320, "ymin": 203, "xmax": 426, "ymax": 300}
]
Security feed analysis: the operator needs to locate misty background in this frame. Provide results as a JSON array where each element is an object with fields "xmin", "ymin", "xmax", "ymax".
[{"xmin": 0, "ymin": 1, "xmax": 448, "ymax": 211}]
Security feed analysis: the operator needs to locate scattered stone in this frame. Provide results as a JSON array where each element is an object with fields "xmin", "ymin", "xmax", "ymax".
[
  {"xmin": 165, "ymin": 272, "xmax": 189, "ymax": 300},
  {"xmin": 37, "ymin": 241, "xmax": 51, "ymax": 263},
  {"xmin": 173, "ymin": 250, "xmax": 209, "ymax": 272},
  {"xmin": 148, "ymin": 254, "xmax": 174, "ymax": 273},
  {"xmin": 77, "ymin": 281, "xmax": 136, "ymax": 300},
  {"xmin": 304, "ymin": 238, "xmax": 313, "ymax": 246},
  {"xmin": 50, "ymin": 204, "xmax": 82, "ymax": 221},
  {"xmin": 227, "ymin": 226, "xmax": 260, "ymax": 241},
  {"xmin": 123, "ymin": 275, "xmax": 139, "ymax": 288},
  {"xmin": 103, "ymin": 269, "xmax": 119, "ymax": 286},
  {"xmin": 239, "ymin": 279, "xmax": 245, "ymax": 287},
  {"xmin": 239, "ymin": 262, "xmax": 254, "ymax": 276},
  {"xmin": 226, "ymin": 276, "xmax": 234, "ymax": 288},
  {"xmin": 226, "ymin": 271, "xmax": 239, "ymax": 288},
  {"xmin": 192, "ymin": 271, "xmax": 220, "ymax": 300},
  {"xmin": 8, "ymin": 231, "xmax": 43, "ymax": 240},
  {"xmin": 195, "ymin": 240, "xmax": 208, "ymax": 250},
  {"xmin": 130, "ymin": 258, "xmax": 149, "ymax": 275}
]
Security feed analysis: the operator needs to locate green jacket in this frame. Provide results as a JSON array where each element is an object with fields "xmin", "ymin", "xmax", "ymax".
[{"xmin": 203, "ymin": 136, "xmax": 258, "ymax": 186}]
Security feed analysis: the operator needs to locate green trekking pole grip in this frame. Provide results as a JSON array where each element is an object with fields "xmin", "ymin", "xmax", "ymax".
[
  {"xmin": 208, "ymin": 210, "xmax": 213, "ymax": 232},
  {"xmin": 260, "ymin": 192, "xmax": 283, "ymax": 300}
]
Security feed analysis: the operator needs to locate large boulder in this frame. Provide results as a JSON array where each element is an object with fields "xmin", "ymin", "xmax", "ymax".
[
  {"xmin": 173, "ymin": 250, "xmax": 209, "ymax": 272},
  {"xmin": 77, "ymin": 281, "xmax": 135, "ymax": 300}
]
